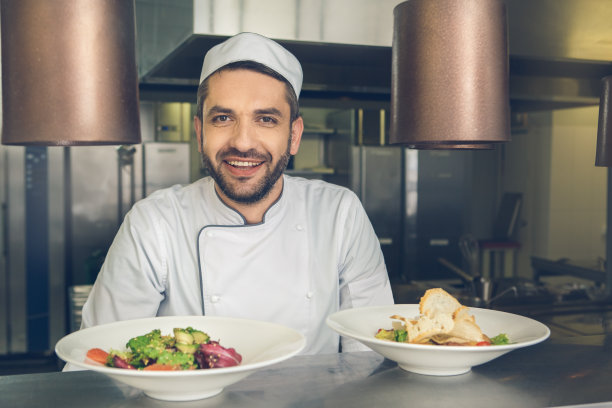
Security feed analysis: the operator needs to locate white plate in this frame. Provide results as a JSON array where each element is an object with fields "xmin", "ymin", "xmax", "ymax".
[
  {"xmin": 55, "ymin": 315, "xmax": 306, "ymax": 401},
  {"xmin": 326, "ymin": 304, "xmax": 550, "ymax": 376}
]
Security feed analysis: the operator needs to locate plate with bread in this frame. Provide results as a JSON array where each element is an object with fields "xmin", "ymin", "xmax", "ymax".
[{"xmin": 326, "ymin": 288, "xmax": 550, "ymax": 376}]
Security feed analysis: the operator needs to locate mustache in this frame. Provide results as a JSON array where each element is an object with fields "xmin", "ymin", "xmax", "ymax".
[{"xmin": 218, "ymin": 148, "xmax": 271, "ymax": 162}]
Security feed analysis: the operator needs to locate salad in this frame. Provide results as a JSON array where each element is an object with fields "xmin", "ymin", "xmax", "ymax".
[
  {"xmin": 86, "ymin": 327, "xmax": 242, "ymax": 370},
  {"xmin": 375, "ymin": 327, "xmax": 510, "ymax": 346},
  {"xmin": 374, "ymin": 288, "xmax": 512, "ymax": 346}
]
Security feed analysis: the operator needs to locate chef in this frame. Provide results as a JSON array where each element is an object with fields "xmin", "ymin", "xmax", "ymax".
[{"xmin": 80, "ymin": 32, "xmax": 393, "ymax": 354}]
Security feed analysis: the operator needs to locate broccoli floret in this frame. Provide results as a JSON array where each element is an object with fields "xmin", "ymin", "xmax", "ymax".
[
  {"xmin": 394, "ymin": 329, "xmax": 408, "ymax": 343},
  {"xmin": 490, "ymin": 333, "xmax": 510, "ymax": 345},
  {"xmin": 156, "ymin": 350, "xmax": 195, "ymax": 369},
  {"xmin": 126, "ymin": 329, "xmax": 170, "ymax": 367}
]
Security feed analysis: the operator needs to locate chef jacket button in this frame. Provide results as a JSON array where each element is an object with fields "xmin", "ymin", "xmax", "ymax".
[
  {"xmin": 296, "ymin": 224, "xmax": 304, "ymax": 231},
  {"xmin": 211, "ymin": 295, "xmax": 220, "ymax": 303},
  {"xmin": 206, "ymin": 230, "xmax": 215, "ymax": 237},
  {"xmin": 306, "ymin": 291, "xmax": 313, "ymax": 299}
]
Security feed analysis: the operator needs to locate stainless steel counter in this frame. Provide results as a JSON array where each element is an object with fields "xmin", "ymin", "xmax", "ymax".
[{"xmin": 2, "ymin": 336, "xmax": 612, "ymax": 408}]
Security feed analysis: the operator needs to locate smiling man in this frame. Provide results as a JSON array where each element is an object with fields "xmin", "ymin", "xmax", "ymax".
[
  {"xmin": 195, "ymin": 63, "xmax": 302, "ymax": 223},
  {"xmin": 79, "ymin": 33, "xmax": 393, "ymax": 355}
]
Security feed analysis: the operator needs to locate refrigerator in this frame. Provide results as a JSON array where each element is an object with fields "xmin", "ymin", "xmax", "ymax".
[
  {"xmin": 0, "ymin": 142, "xmax": 191, "ymax": 355},
  {"xmin": 327, "ymin": 109, "xmax": 474, "ymax": 284}
]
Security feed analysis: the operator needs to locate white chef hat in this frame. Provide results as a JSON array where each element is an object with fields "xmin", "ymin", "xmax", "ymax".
[{"xmin": 199, "ymin": 32, "xmax": 303, "ymax": 97}]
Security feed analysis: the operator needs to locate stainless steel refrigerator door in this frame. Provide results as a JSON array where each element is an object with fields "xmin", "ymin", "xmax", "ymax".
[
  {"xmin": 143, "ymin": 142, "xmax": 191, "ymax": 196},
  {"xmin": 48, "ymin": 147, "xmax": 66, "ymax": 347},
  {"xmin": 69, "ymin": 145, "xmax": 143, "ymax": 286},
  {"xmin": 4, "ymin": 146, "xmax": 26, "ymax": 353},
  {"xmin": 350, "ymin": 146, "xmax": 403, "ymax": 282}
]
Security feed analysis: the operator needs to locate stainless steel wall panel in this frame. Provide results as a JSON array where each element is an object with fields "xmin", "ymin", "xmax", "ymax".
[
  {"xmin": 7, "ymin": 146, "xmax": 26, "ymax": 353},
  {"xmin": 410, "ymin": 151, "xmax": 472, "ymax": 280},
  {"xmin": 143, "ymin": 143, "xmax": 190, "ymax": 196},
  {"xmin": 0, "ymin": 146, "xmax": 6, "ymax": 354},
  {"xmin": 47, "ymin": 147, "xmax": 65, "ymax": 348},
  {"xmin": 350, "ymin": 146, "xmax": 403, "ymax": 281},
  {"xmin": 69, "ymin": 146, "xmax": 141, "ymax": 285}
]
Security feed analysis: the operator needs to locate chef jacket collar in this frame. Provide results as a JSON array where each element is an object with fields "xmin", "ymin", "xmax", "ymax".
[{"xmin": 209, "ymin": 175, "xmax": 287, "ymax": 226}]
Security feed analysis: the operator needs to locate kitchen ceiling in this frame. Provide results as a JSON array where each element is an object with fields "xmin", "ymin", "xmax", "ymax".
[{"xmin": 138, "ymin": 0, "xmax": 612, "ymax": 113}]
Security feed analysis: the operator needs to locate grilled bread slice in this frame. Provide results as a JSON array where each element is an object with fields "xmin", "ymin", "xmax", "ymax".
[
  {"xmin": 419, "ymin": 288, "xmax": 462, "ymax": 318},
  {"xmin": 391, "ymin": 313, "xmax": 455, "ymax": 344},
  {"xmin": 389, "ymin": 288, "xmax": 487, "ymax": 345}
]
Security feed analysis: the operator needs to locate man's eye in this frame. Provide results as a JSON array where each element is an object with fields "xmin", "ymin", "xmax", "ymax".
[
  {"xmin": 212, "ymin": 115, "xmax": 230, "ymax": 123},
  {"xmin": 260, "ymin": 116, "xmax": 277, "ymax": 124}
]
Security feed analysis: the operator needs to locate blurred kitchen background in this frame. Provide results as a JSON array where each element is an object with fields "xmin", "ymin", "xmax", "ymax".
[{"xmin": 1, "ymin": 0, "xmax": 612, "ymax": 373}]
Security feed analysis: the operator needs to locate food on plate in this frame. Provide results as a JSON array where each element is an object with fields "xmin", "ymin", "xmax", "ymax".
[
  {"xmin": 375, "ymin": 288, "xmax": 510, "ymax": 346},
  {"xmin": 85, "ymin": 327, "xmax": 242, "ymax": 370}
]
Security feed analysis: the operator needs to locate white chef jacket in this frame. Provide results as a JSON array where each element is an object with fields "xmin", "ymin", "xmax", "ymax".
[{"xmin": 80, "ymin": 175, "xmax": 393, "ymax": 354}]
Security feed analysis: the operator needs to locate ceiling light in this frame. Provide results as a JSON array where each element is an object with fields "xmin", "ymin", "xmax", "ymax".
[{"xmin": 390, "ymin": 0, "xmax": 510, "ymax": 149}]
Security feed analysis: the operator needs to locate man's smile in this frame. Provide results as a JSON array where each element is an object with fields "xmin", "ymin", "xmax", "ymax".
[{"xmin": 225, "ymin": 160, "xmax": 264, "ymax": 168}]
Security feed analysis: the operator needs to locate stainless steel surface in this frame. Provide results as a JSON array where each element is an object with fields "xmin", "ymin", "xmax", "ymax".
[
  {"xmin": 350, "ymin": 146, "xmax": 403, "ymax": 278},
  {"xmin": 390, "ymin": 0, "xmax": 510, "ymax": 148},
  {"xmin": 47, "ymin": 147, "xmax": 66, "ymax": 349},
  {"xmin": 0, "ymin": 0, "xmax": 141, "ymax": 145},
  {"xmin": 596, "ymin": 77, "xmax": 612, "ymax": 166},
  {"xmin": 438, "ymin": 257, "xmax": 473, "ymax": 282},
  {"xmin": 68, "ymin": 285, "xmax": 92, "ymax": 333},
  {"xmin": 1, "ymin": 147, "xmax": 68, "ymax": 353},
  {"xmin": 607, "ymin": 166, "xmax": 612, "ymax": 299},
  {"xmin": 473, "ymin": 277, "xmax": 494, "ymax": 302},
  {"xmin": 117, "ymin": 146, "xmax": 138, "ymax": 222},
  {"xmin": 70, "ymin": 146, "xmax": 143, "ymax": 285},
  {"xmin": 502, "ymin": 0, "xmax": 612, "ymax": 61},
  {"xmin": 532, "ymin": 257, "xmax": 607, "ymax": 284},
  {"xmin": 459, "ymin": 234, "xmax": 480, "ymax": 276},
  {"xmin": 0, "ymin": 147, "xmax": 6, "ymax": 354},
  {"xmin": 136, "ymin": 1, "xmax": 612, "ymax": 111},
  {"xmin": 0, "ymin": 140, "xmax": 190, "ymax": 355},
  {"xmin": 406, "ymin": 150, "xmax": 474, "ymax": 281},
  {"xmin": 6, "ymin": 146, "xmax": 26, "ymax": 353},
  {"xmin": 143, "ymin": 142, "xmax": 191, "ymax": 196},
  {"xmin": 4, "ymin": 339, "xmax": 612, "ymax": 407}
]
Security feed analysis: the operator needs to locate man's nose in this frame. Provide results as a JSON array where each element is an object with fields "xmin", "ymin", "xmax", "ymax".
[{"xmin": 229, "ymin": 120, "xmax": 257, "ymax": 151}]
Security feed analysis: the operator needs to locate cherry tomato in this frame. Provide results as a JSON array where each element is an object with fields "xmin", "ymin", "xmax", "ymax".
[{"xmin": 86, "ymin": 348, "xmax": 109, "ymax": 365}]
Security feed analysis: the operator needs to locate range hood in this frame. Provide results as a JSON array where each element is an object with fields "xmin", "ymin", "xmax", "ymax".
[{"xmin": 137, "ymin": 0, "xmax": 612, "ymax": 113}]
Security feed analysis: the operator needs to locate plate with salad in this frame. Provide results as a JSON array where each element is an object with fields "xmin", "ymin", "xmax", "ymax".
[
  {"xmin": 326, "ymin": 288, "xmax": 550, "ymax": 376},
  {"xmin": 55, "ymin": 315, "xmax": 305, "ymax": 401}
]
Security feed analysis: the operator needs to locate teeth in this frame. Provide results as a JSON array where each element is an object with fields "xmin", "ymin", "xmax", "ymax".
[{"xmin": 227, "ymin": 160, "xmax": 260, "ymax": 167}]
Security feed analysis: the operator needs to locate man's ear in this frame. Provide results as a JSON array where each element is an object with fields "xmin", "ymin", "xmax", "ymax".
[
  {"xmin": 289, "ymin": 116, "xmax": 304, "ymax": 155},
  {"xmin": 194, "ymin": 116, "xmax": 203, "ymax": 153}
]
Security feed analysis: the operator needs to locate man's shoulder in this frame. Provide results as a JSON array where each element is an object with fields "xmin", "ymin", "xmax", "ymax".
[
  {"xmin": 132, "ymin": 177, "xmax": 213, "ymax": 213},
  {"xmin": 283, "ymin": 175, "xmax": 360, "ymax": 207},
  {"xmin": 284, "ymin": 174, "xmax": 354, "ymax": 196}
]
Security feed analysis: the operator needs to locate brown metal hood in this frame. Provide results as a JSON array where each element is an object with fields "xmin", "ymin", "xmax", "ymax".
[{"xmin": 138, "ymin": 0, "xmax": 612, "ymax": 113}]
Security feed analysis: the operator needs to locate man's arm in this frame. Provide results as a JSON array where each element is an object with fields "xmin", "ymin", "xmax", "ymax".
[{"xmin": 80, "ymin": 203, "xmax": 166, "ymax": 329}]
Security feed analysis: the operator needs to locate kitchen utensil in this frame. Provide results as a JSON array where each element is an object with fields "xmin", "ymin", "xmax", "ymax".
[
  {"xmin": 437, "ymin": 257, "xmax": 473, "ymax": 282},
  {"xmin": 459, "ymin": 234, "xmax": 480, "ymax": 276},
  {"xmin": 473, "ymin": 277, "xmax": 494, "ymax": 302}
]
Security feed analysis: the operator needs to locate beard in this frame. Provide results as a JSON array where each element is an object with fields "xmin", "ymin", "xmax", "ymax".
[{"xmin": 200, "ymin": 134, "xmax": 292, "ymax": 205}]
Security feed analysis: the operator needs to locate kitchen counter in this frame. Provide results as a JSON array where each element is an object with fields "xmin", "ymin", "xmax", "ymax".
[{"xmin": 2, "ymin": 335, "xmax": 612, "ymax": 408}]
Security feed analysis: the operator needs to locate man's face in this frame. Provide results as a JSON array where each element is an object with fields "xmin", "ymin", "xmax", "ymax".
[{"xmin": 194, "ymin": 69, "xmax": 302, "ymax": 204}]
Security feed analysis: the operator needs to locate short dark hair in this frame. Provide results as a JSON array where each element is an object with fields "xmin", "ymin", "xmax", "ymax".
[{"xmin": 196, "ymin": 60, "xmax": 300, "ymax": 123}]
